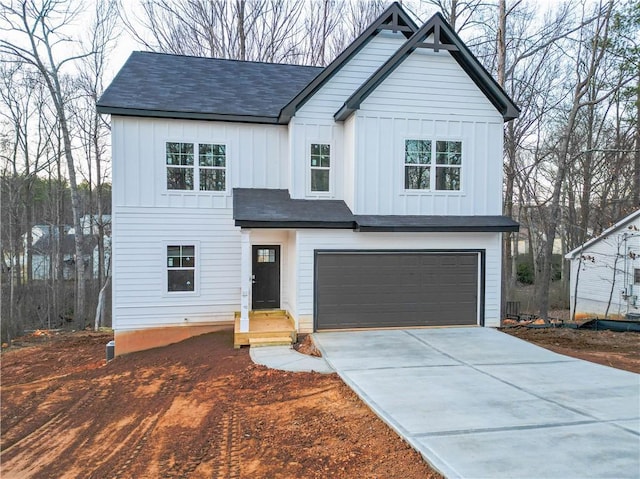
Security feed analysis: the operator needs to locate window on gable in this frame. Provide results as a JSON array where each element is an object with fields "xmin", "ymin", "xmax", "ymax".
[
  {"xmin": 435, "ymin": 141, "xmax": 462, "ymax": 191},
  {"xmin": 405, "ymin": 140, "xmax": 431, "ymax": 190},
  {"xmin": 166, "ymin": 142, "xmax": 226, "ymax": 191},
  {"xmin": 405, "ymin": 139, "xmax": 462, "ymax": 191},
  {"xmin": 167, "ymin": 245, "xmax": 195, "ymax": 292},
  {"xmin": 310, "ymin": 143, "xmax": 330, "ymax": 192},
  {"xmin": 635, "ymin": 268, "xmax": 640, "ymax": 285}
]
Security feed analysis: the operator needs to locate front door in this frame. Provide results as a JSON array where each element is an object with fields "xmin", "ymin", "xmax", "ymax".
[{"xmin": 252, "ymin": 245, "xmax": 280, "ymax": 310}]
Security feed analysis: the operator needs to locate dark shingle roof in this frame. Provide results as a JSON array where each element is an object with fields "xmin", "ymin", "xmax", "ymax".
[
  {"xmin": 354, "ymin": 215, "xmax": 519, "ymax": 232},
  {"xmin": 233, "ymin": 189, "xmax": 355, "ymax": 228},
  {"xmin": 97, "ymin": 52, "xmax": 322, "ymax": 122},
  {"xmin": 233, "ymin": 188, "xmax": 519, "ymax": 232}
]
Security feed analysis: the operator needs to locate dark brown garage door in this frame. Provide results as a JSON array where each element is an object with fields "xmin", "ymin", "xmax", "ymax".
[{"xmin": 315, "ymin": 252, "xmax": 479, "ymax": 330}]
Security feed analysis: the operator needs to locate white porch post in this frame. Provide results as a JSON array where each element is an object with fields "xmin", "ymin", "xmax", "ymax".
[{"xmin": 240, "ymin": 229, "xmax": 251, "ymax": 332}]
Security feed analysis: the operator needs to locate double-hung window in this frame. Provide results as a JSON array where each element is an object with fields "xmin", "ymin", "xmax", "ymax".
[
  {"xmin": 166, "ymin": 142, "xmax": 226, "ymax": 191},
  {"xmin": 404, "ymin": 140, "xmax": 431, "ymax": 190},
  {"xmin": 435, "ymin": 141, "xmax": 462, "ymax": 191},
  {"xmin": 310, "ymin": 143, "xmax": 330, "ymax": 192},
  {"xmin": 167, "ymin": 245, "xmax": 195, "ymax": 292},
  {"xmin": 404, "ymin": 139, "xmax": 462, "ymax": 191}
]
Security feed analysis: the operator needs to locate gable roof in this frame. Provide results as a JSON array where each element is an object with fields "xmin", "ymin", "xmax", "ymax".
[
  {"xmin": 277, "ymin": 2, "xmax": 418, "ymax": 122},
  {"xmin": 565, "ymin": 209, "xmax": 640, "ymax": 259},
  {"xmin": 334, "ymin": 12, "xmax": 520, "ymax": 122},
  {"xmin": 97, "ymin": 52, "xmax": 322, "ymax": 123}
]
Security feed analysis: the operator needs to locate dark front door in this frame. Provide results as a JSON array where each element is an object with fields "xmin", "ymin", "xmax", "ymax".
[{"xmin": 252, "ymin": 245, "xmax": 280, "ymax": 310}]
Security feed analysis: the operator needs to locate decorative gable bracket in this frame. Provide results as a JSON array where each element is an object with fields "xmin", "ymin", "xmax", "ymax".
[
  {"xmin": 414, "ymin": 24, "xmax": 459, "ymax": 52},
  {"xmin": 334, "ymin": 12, "xmax": 519, "ymax": 122}
]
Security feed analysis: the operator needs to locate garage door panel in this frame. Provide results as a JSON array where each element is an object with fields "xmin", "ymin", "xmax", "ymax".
[{"xmin": 316, "ymin": 252, "xmax": 479, "ymax": 330}]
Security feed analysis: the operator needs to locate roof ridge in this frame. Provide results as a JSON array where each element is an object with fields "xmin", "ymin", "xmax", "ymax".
[{"xmin": 131, "ymin": 50, "xmax": 322, "ymax": 69}]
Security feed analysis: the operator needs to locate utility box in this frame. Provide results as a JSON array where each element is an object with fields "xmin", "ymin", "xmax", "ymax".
[{"xmin": 106, "ymin": 340, "xmax": 115, "ymax": 361}]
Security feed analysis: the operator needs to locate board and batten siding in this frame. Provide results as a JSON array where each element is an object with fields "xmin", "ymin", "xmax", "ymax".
[
  {"xmin": 569, "ymin": 223, "xmax": 640, "ymax": 319},
  {"xmin": 294, "ymin": 31, "xmax": 407, "ymax": 119},
  {"xmin": 111, "ymin": 117, "xmax": 290, "ymax": 331},
  {"xmin": 352, "ymin": 48, "xmax": 504, "ymax": 216},
  {"xmin": 288, "ymin": 120, "xmax": 344, "ymax": 199},
  {"xmin": 293, "ymin": 230, "xmax": 503, "ymax": 332},
  {"xmin": 112, "ymin": 117, "xmax": 289, "ymax": 209},
  {"xmin": 289, "ymin": 31, "xmax": 407, "ymax": 200}
]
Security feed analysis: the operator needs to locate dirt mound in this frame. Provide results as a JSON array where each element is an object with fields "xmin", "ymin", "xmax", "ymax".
[
  {"xmin": 1, "ymin": 329, "xmax": 440, "ymax": 479},
  {"xmin": 502, "ymin": 327, "xmax": 640, "ymax": 373}
]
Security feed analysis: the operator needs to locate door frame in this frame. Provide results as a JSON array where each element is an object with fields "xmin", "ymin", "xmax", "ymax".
[
  {"xmin": 252, "ymin": 244, "xmax": 282, "ymax": 310},
  {"xmin": 313, "ymin": 249, "xmax": 485, "ymax": 330}
]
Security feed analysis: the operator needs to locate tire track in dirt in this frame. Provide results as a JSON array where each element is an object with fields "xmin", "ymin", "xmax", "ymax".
[
  {"xmin": 85, "ymin": 376, "xmax": 181, "ymax": 479},
  {"xmin": 211, "ymin": 411, "xmax": 241, "ymax": 479},
  {"xmin": 1, "ymin": 385, "xmax": 109, "ymax": 456}
]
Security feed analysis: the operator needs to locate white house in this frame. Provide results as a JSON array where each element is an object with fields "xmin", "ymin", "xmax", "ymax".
[
  {"xmin": 97, "ymin": 4, "xmax": 519, "ymax": 355},
  {"xmin": 566, "ymin": 209, "xmax": 640, "ymax": 320}
]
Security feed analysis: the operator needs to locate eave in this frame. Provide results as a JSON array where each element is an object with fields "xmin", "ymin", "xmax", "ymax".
[
  {"xmin": 277, "ymin": 2, "xmax": 418, "ymax": 123},
  {"xmin": 96, "ymin": 106, "xmax": 281, "ymax": 125}
]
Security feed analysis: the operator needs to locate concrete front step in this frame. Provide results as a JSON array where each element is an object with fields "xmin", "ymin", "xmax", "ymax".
[{"xmin": 249, "ymin": 336, "xmax": 293, "ymax": 347}]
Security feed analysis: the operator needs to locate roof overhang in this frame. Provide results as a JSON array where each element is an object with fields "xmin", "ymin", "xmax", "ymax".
[
  {"xmin": 233, "ymin": 188, "xmax": 355, "ymax": 228},
  {"xmin": 96, "ymin": 106, "xmax": 281, "ymax": 125},
  {"xmin": 233, "ymin": 188, "xmax": 519, "ymax": 233},
  {"xmin": 565, "ymin": 209, "xmax": 640, "ymax": 258},
  {"xmin": 355, "ymin": 215, "xmax": 520, "ymax": 232}
]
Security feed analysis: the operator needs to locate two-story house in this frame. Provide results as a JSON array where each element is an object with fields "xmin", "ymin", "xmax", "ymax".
[{"xmin": 97, "ymin": 3, "xmax": 519, "ymax": 355}]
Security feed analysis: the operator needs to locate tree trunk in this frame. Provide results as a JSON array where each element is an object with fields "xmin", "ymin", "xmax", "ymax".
[{"xmin": 635, "ymin": 71, "xmax": 640, "ymax": 206}]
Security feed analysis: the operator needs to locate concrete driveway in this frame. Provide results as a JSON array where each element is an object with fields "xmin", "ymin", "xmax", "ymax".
[{"xmin": 312, "ymin": 328, "xmax": 640, "ymax": 479}]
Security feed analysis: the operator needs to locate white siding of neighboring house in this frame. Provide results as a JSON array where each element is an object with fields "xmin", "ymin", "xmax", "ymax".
[
  {"xmin": 569, "ymin": 219, "xmax": 640, "ymax": 319},
  {"xmin": 111, "ymin": 117, "xmax": 289, "ymax": 331},
  {"xmin": 353, "ymin": 48, "xmax": 504, "ymax": 216},
  {"xmin": 293, "ymin": 230, "xmax": 503, "ymax": 332}
]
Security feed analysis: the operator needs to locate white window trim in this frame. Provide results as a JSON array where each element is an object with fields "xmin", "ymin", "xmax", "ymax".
[
  {"xmin": 163, "ymin": 241, "xmax": 201, "ymax": 297},
  {"xmin": 307, "ymin": 140, "xmax": 333, "ymax": 197},
  {"xmin": 401, "ymin": 137, "xmax": 465, "ymax": 195},
  {"xmin": 163, "ymin": 140, "xmax": 229, "ymax": 195}
]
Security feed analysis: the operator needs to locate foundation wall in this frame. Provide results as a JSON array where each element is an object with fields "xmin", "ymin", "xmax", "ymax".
[{"xmin": 114, "ymin": 323, "xmax": 233, "ymax": 356}]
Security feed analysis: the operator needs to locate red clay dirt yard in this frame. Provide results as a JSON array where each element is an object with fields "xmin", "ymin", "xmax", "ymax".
[{"xmin": 1, "ymin": 329, "xmax": 440, "ymax": 479}]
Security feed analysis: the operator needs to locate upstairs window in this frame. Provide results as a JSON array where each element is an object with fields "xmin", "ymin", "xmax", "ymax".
[
  {"xmin": 167, "ymin": 245, "xmax": 195, "ymax": 292},
  {"xmin": 405, "ymin": 139, "xmax": 462, "ymax": 191},
  {"xmin": 405, "ymin": 140, "xmax": 431, "ymax": 190},
  {"xmin": 435, "ymin": 141, "xmax": 462, "ymax": 191},
  {"xmin": 310, "ymin": 143, "xmax": 330, "ymax": 192},
  {"xmin": 166, "ymin": 142, "xmax": 226, "ymax": 191},
  {"xmin": 166, "ymin": 142, "xmax": 194, "ymax": 190}
]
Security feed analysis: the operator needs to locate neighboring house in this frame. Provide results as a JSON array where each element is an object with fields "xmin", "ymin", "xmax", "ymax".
[
  {"xmin": 566, "ymin": 209, "xmax": 640, "ymax": 320},
  {"xmin": 30, "ymin": 232, "xmax": 96, "ymax": 280},
  {"xmin": 79, "ymin": 214, "xmax": 112, "ymax": 236},
  {"xmin": 97, "ymin": 3, "xmax": 519, "ymax": 355}
]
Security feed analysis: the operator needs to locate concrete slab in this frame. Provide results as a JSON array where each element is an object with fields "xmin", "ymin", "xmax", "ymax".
[
  {"xmin": 250, "ymin": 346, "xmax": 334, "ymax": 373},
  {"xmin": 416, "ymin": 422, "xmax": 640, "ymax": 479},
  {"xmin": 313, "ymin": 328, "xmax": 640, "ymax": 479},
  {"xmin": 477, "ymin": 360, "xmax": 640, "ymax": 421},
  {"xmin": 340, "ymin": 366, "xmax": 588, "ymax": 435},
  {"xmin": 407, "ymin": 327, "xmax": 577, "ymax": 365},
  {"xmin": 314, "ymin": 330, "xmax": 459, "ymax": 370}
]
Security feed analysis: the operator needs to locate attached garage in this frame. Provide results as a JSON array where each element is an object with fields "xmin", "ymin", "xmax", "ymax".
[{"xmin": 315, "ymin": 251, "xmax": 483, "ymax": 330}]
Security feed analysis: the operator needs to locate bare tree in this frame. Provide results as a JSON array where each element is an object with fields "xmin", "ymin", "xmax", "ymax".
[
  {"xmin": 0, "ymin": 0, "xmax": 103, "ymax": 328},
  {"xmin": 535, "ymin": 1, "xmax": 617, "ymax": 319}
]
